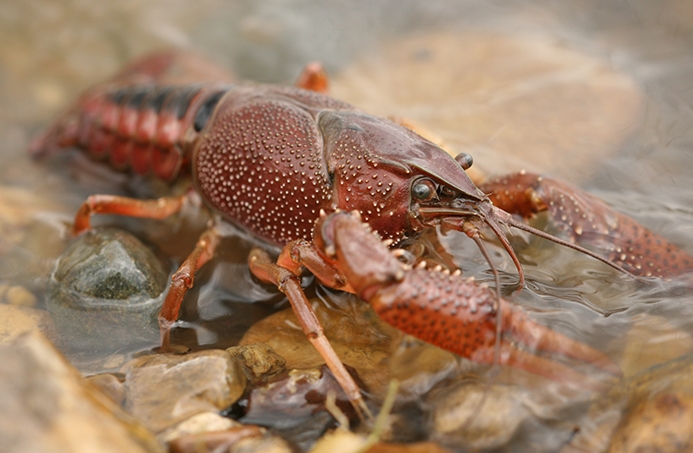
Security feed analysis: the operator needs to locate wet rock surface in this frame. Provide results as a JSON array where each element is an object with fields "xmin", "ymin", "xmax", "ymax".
[
  {"xmin": 564, "ymin": 353, "xmax": 693, "ymax": 453},
  {"xmin": 240, "ymin": 365, "xmax": 354, "ymax": 444},
  {"xmin": 0, "ymin": 331, "xmax": 164, "ymax": 453},
  {"xmin": 428, "ymin": 379, "xmax": 530, "ymax": 450},
  {"xmin": 120, "ymin": 349, "xmax": 247, "ymax": 434},
  {"xmin": 330, "ymin": 31, "xmax": 643, "ymax": 184},
  {"xmin": 47, "ymin": 227, "xmax": 168, "ymax": 355}
]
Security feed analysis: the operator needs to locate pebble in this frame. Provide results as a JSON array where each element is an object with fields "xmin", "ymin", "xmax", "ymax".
[
  {"xmin": 120, "ymin": 349, "xmax": 247, "ymax": 433},
  {"xmin": 227, "ymin": 342, "xmax": 287, "ymax": 381},
  {"xmin": 240, "ymin": 292, "xmax": 458, "ymax": 400},
  {"xmin": 428, "ymin": 379, "xmax": 529, "ymax": 451}
]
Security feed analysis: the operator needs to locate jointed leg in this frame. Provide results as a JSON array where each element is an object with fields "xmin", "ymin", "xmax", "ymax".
[
  {"xmin": 294, "ymin": 62, "xmax": 329, "ymax": 93},
  {"xmin": 159, "ymin": 226, "xmax": 221, "ymax": 348},
  {"xmin": 73, "ymin": 193, "xmax": 187, "ymax": 235},
  {"xmin": 248, "ymin": 247, "xmax": 371, "ymax": 419}
]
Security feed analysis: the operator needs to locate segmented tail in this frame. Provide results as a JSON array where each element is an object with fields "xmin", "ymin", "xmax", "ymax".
[{"xmin": 30, "ymin": 83, "xmax": 232, "ymax": 182}]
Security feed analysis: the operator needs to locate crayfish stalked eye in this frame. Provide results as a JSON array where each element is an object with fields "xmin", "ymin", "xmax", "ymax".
[
  {"xmin": 454, "ymin": 152, "xmax": 474, "ymax": 170},
  {"xmin": 411, "ymin": 178, "xmax": 437, "ymax": 201}
]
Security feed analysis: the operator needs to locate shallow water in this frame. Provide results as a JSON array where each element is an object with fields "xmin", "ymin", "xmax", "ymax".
[{"xmin": 1, "ymin": 0, "xmax": 693, "ymax": 451}]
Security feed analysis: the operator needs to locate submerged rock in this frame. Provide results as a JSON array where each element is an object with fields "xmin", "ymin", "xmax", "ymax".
[
  {"xmin": 227, "ymin": 342, "xmax": 287, "ymax": 382},
  {"xmin": 47, "ymin": 227, "xmax": 168, "ymax": 355},
  {"xmin": 240, "ymin": 291, "xmax": 458, "ymax": 401},
  {"xmin": 564, "ymin": 352, "xmax": 693, "ymax": 453},
  {"xmin": 428, "ymin": 378, "xmax": 530, "ymax": 451}
]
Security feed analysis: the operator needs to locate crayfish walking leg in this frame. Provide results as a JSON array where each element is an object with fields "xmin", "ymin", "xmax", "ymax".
[{"xmin": 248, "ymin": 246, "xmax": 372, "ymax": 419}]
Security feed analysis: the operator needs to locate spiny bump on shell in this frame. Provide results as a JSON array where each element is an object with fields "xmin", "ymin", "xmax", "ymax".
[{"xmin": 325, "ymin": 244, "xmax": 336, "ymax": 257}]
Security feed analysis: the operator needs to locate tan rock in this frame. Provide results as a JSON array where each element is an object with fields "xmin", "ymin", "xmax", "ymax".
[
  {"xmin": 120, "ymin": 350, "xmax": 247, "ymax": 433},
  {"xmin": 0, "ymin": 304, "xmax": 53, "ymax": 345},
  {"xmin": 0, "ymin": 331, "xmax": 163, "ymax": 453},
  {"xmin": 240, "ymin": 292, "xmax": 458, "ymax": 399}
]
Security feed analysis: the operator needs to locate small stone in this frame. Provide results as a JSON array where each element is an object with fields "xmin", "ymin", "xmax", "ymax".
[
  {"xmin": 242, "ymin": 366, "xmax": 356, "ymax": 428},
  {"xmin": 227, "ymin": 343, "xmax": 287, "ymax": 379},
  {"xmin": 240, "ymin": 292, "xmax": 457, "ymax": 400},
  {"xmin": 0, "ymin": 283, "xmax": 37, "ymax": 307},
  {"xmin": 620, "ymin": 313, "xmax": 693, "ymax": 378},
  {"xmin": 47, "ymin": 227, "xmax": 168, "ymax": 354},
  {"xmin": 366, "ymin": 442, "xmax": 456, "ymax": 453},
  {"xmin": 607, "ymin": 392, "xmax": 693, "ymax": 453},
  {"xmin": 227, "ymin": 434, "xmax": 293, "ymax": 453},
  {"xmin": 120, "ymin": 350, "xmax": 247, "ymax": 433},
  {"xmin": 309, "ymin": 429, "xmax": 456, "ymax": 453},
  {"xmin": 565, "ymin": 353, "xmax": 693, "ymax": 453},
  {"xmin": 428, "ymin": 379, "xmax": 529, "ymax": 451},
  {"xmin": 308, "ymin": 429, "xmax": 368, "ymax": 453},
  {"xmin": 159, "ymin": 412, "xmax": 244, "ymax": 444},
  {"xmin": 167, "ymin": 424, "xmax": 266, "ymax": 453}
]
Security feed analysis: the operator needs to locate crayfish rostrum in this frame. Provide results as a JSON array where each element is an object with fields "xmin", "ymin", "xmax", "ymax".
[{"xmin": 30, "ymin": 51, "xmax": 692, "ymax": 416}]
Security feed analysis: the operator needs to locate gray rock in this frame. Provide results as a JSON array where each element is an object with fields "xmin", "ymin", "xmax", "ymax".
[{"xmin": 48, "ymin": 227, "xmax": 168, "ymax": 355}]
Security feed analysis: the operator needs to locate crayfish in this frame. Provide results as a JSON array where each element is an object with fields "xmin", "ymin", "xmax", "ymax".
[{"xmin": 30, "ymin": 51, "xmax": 692, "ymax": 417}]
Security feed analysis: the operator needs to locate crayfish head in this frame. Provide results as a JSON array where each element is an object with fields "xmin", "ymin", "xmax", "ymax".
[{"xmin": 318, "ymin": 108, "xmax": 488, "ymax": 244}]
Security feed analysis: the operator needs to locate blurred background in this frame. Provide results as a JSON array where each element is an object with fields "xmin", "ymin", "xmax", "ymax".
[{"xmin": 1, "ymin": 0, "xmax": 693, "ymax": 213}]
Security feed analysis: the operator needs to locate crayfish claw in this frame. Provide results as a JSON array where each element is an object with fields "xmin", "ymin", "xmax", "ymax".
[
  {"xmin": 481, "ymin": 171, "xmax": 693, "ymax": 279},
  {"xmin": 312, "ymin": 211, "xmax": 620, "ymax": 389}
]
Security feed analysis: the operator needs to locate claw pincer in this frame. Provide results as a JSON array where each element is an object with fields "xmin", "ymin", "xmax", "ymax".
[
  {"xmin": 481, "ymin": 172, "xmax": 693, "ymax": 278},
  {"xmin": 315, "ymin": 211, "xmax": 620, "ymax": 382}
]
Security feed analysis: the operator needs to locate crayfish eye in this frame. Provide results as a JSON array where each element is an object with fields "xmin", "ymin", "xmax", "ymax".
[
  {"xmin": 412, "ymin": 179, "xmax": 436, "ymax": 201},
  {"xmin": 454, "ymin": 152, "xmax": 474, "ymax": 170}
]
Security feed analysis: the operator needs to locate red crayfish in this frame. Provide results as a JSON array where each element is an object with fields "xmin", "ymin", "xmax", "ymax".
[{"xmin": 30, "ymin": 51, "xmax": 692, "ymax": 417}]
